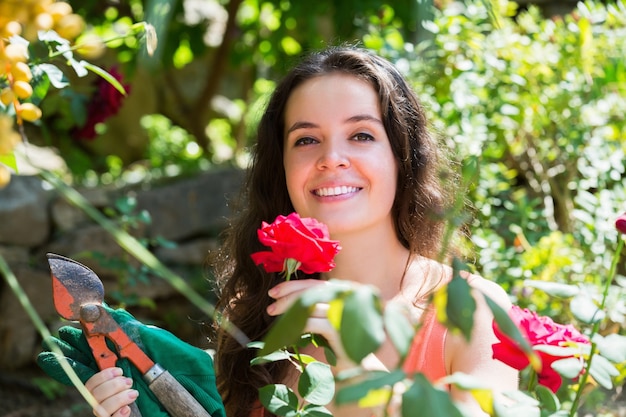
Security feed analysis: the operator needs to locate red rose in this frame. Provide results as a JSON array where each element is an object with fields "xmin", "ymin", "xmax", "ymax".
[
  {"xmin": 492, "ymin": 305, "xmax": 590, "ymax": 392},
  {"xmin": 73, "ymin": 66, "xmax": 131, "ymax": 141},
  {"xmin": 616, "ymin": 212, "xmax": 626, "ymax": 234},
  {"xmin": 251, "ymin": 213, "xmax": 341, "ymax": 276}
]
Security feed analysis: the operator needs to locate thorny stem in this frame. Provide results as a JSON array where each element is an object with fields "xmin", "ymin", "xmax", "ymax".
[{"xmin": 569, "ymin": 236, "xmax": 624, "ymax": 416}]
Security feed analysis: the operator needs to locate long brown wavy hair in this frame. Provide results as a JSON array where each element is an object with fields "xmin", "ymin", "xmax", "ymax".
[{"xmin": 212, "ymin": 46, "xmax": 454, "ymax": 417}]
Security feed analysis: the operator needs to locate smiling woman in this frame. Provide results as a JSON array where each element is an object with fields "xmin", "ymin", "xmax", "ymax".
[
  {"xmin": 211, "ymin": 46, "xmax": 519, "ymax": 417},
  {"xmin": 44, "ymin": 46, "xmax": 517, "ymax": 417}
]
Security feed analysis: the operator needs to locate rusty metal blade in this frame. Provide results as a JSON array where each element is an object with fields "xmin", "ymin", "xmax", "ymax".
[{"xmin": 46, "ymin": 253, "xmax": 104, "ymax": 321}]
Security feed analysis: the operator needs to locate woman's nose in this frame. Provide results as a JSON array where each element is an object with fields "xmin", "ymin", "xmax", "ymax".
[{"xmin": 316, "ymin": 142, "xmax": 350, "ymax": 170}]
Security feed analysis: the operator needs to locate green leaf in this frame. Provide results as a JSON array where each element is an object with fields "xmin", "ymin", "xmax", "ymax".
[
  {"xmin": 335, "ymin": 370, "xmax": 405, "ymax": 405},
  {"xmin": 445, "ymin": 264, "xmax": 475, "ymax": 341},
  {"xmin": 533, "ymin": 344, "xmax": 590, "ymax": 358},
  {"xmin": 305, "ymin": 334, "xmax": 337, "ymax": 366},
  {"xmin": 258, "ymin": 384, "xmax": 299, "ymax": 417},
  {"xmin": 588, "ymin": 354, "xmax": 619, "ymax": 389},
  {"xmin": 522, "ymin": 280, "xmax": 580, "ymax": 298},
  {"xmin": 37, "ymin": 30, "xmax": 69, "ymax": 45},
  {"xmin": 34, "ymin": 63, "xmax": 68, "ymax": 89},
  {"xmin": 81, "ymin": 61, "xmax": 127, "ymax": 95},
  {"xmin": 298, "ymin": 361, "xmax": 335, "ymax": 406},
  {"xmin": 484, "ymin": 295, "xmax": 534, "ymax": 358},
  {"xmin": 300, "ymin": 404, "xmax": 333, "ymax": 417},
  {"xmin": 534, "ymin": 385, "xmax": 560, "ymax": 414},
  {"xmin": 570, "ymin": 293, "xmax": 605, "ymax": 324},
  {"xmin": 595, "ymin": 333, "xmax": 626, "ymax": 363},
  {"xmin": 550, "ymin": 357, "xmax": 585, "ymax": 379},
  {"xmin": 384, "ymin": 301, "xmax": 415, "ymax": 359},
  {"xmin": 493, "ymin": 390, "xmax": 540, "ymax": 417},
  {"xmin": 442, "ymin": 372, "xmax": 488, "ymax": 390},
  {"xmin": 402, "ymin": 373, "xmax": 464, "ymax": 417},
  {"xmin": 260, "ymin": 297, "xmax": 314, "ymax": 356},
  {"xmin": 0, "ymin": 154, "xmax": 18, "ymax": 172},
  {"xmin": 250, "ymin": 349, "xmax": 292, "ymax": 365},
  {"xmin": 340, "ymin": 285, "xmax": 385, "ymax": 363}
]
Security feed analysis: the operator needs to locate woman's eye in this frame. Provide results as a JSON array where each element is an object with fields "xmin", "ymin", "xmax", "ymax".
[
  {"xmin": 353, "ymin": 132, "xmax": 374, "ymax": 141},
  {"xmin": 294, "ymin": 136, "xmax": 317, "ymax": 146}
]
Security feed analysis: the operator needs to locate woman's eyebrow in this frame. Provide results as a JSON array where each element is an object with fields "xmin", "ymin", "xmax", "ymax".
[
  {"xmin": 345, "ymin": 114, "xmax": 383, "ymax": 125},
  {"xmin": 286, "ymin": 114, "xmax": 383, "ymax": 135},
  {"xmin": 286, "ymin": 121, "xmax": 318, "ymax": 134}
]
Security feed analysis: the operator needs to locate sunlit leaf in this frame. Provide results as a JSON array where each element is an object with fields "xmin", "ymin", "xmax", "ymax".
[
  {"xmin": 570, "ymin": 293, "xmax": 605, "ymax": 324},
  {"xmin": 81, "ymin": 61, "xmax": 127, "ymax": 95},
  {"xmin": 300, "ymin": 403, "xmax": 333, "ymax": 417},
  {"xmin": 258, "ymin": 384, "xmax": 299, "ymax": 417},
  {"xmin": 298, "ymin": 361, "xmax": 334, "ymax": 406},
  {"xmin": 357, "ymin": 387, "xmax": 392, "ymax": 408},
  {"xmin": 335, "ymin": 370, "xmax": 405, "ymax": 405},
  {"xmin": 34, "ymin": 63, "xmax": 68, "ymax": 89},
  {"xmin": 551, "ymin": 357, "xmax": 585, "ymax": 379},
  {"xmin": 533, "ymin": 344, "xmax": 590, "ymax": 357},
  {"xmin": 588, "ymin": 354, "xmax": 619, "ymax": 389},
  {"xmin": 0, "ymin": 154, "xmax": 18, "ymax": 172},
  {"xmin": 594, "ymin": 333, "xmax": 626, "ymax": 363},
  {"xmin": 484, "ymin": 295, "xmax": 538, "ymax": 368},
  {"xmin": 250, "ymin": 349, "xmax": 291, "ymax": 365},
  {"xmin": 340, "ymin": 285, "xmax": 385, "ymax": 363},
  {"xmin": 534, "ymin": 385, "xmax": 560, "ymax": 414},
  {"xmin": 493, "ymin": 390, "xmax": 540, "ymax": 417},
  {"xmin": 522, "ymin": 280, "xmax": 580, "ymax": 298},
  {"xmin": 402, "ymin": 373, "xmax": 464, "ymax": 417},
  {"xmin": 443, "ymin": 372, "xmax": 493, "ymax": 414},
  {"xmin": 384, "ymin": 301, "xmax": 415, "ymax": 359},
  {"xmin": 260, "ymin": 298, "xmax": 314, "ymax": 356},
  {"xmin": 445, "ymin": 263, "xmax": 475, "ymax": 341}
]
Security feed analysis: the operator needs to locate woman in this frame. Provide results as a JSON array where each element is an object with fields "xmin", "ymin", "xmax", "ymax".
[
  {"xmin": 79, "ymin": 46, "xmax": 518, "ymax": 417},
  {"xmin": 212, "ymin": 46, "xmax": 517, "ymax": 417}
]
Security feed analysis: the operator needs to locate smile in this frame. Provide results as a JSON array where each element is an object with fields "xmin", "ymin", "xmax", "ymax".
[{"xmin": 313, "ymin": 186, "xmax": 361, "ymax": 197}]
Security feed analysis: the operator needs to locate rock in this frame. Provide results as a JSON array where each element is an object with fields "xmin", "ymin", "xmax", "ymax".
[
  {"xmin": 0, "ymin": 265, "xmax": 56, "ymax": 369},
  {"xmin": 136, "ymin": 168, "xmax": 244, "ymax": 241},
  {"xmin": 154, "ymin": 237, "xmax": 219, "ymax": 265},
  {"xmin": 50, "ymin": 186, "xmax": 112, "ymax": 232},
  {"xmin": 0, "ymin": 176, "xmax": 52, "ymax": 247}
]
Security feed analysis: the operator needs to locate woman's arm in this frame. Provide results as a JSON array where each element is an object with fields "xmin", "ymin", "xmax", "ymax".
[{"xmin": 446, "ymin": 277, "xmax": 519, "ymax": 416}]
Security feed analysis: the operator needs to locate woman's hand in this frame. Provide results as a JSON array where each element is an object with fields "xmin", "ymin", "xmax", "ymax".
[
  {"xmin": 267, "ymin": 279, "xmax": 346, "ymax": 358},
  {"xmin": 267, "ymin": 279, "xmax": 387, "ymax": 372},
  {"xmin": 85, "ymin": 367, "xmax": 138, "ymax": 417}
]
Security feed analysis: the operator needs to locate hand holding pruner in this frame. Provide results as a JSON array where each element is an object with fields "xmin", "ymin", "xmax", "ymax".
[{"xmin": 47, "ymin": 253, "xmax": 213, "ymax": 417}]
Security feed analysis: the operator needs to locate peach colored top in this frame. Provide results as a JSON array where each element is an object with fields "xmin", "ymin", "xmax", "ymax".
[
  {"xmin": 403, "ymin": 273, "xmax": 479, "ymax": 382},
  {"xmin": 402, "ymin": 306, "xmax": 447, "ymax": 381}
]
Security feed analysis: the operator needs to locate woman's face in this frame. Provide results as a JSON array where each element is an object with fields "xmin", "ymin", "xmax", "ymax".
[{"xmin": 283, "ymin": 73, "xmax": 398, "ymax": 237}]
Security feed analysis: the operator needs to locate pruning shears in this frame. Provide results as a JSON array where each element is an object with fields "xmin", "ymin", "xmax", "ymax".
[{"xmin": 47, "ymin": 253, "xmax": 212, "ymax": 417}]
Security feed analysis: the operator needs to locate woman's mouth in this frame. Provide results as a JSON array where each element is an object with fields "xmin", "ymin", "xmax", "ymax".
[{"xmin": 313, "ymin": 186, "xmax": 361, "ymax": 197}]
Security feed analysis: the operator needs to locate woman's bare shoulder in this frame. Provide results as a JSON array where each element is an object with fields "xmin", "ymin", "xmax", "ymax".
[{"xmin": 463, "ymin": 272, "xmax": 512, "ymax": 309}]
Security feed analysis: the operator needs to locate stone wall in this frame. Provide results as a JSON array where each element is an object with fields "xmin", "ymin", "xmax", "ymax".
[{"xmin": 0, "ymin": 168, "xmax": 244, "ymax": 370}]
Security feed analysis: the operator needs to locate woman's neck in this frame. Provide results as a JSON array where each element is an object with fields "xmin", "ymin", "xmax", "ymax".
[{"xmin": 322, "ymin": 227, "xmax": 410, "ymax": 300}]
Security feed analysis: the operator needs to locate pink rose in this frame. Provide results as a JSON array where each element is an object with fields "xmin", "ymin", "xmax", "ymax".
[
  {"xmin": 492, "ymin": 305, "xmax": 590, "ymax": 392},
  {"xmin": 251, "ymin": 213, "xmax": 341, "ymax": 275}
]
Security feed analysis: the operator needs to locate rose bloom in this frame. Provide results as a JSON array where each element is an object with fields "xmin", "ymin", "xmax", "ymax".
[
  {"xmin": 251, "ymin": 213, "xmax": 341, "ymax": 275},
  {"xmin": 74, "ymin": 66, "xmax": 130, "ymax": 140},
  {"xmin": 492, "ymin": 305, "xmax": 590, "ymax": 392},
  {"xmin": 616, "ymin": 212, "xmax": 626, "ymax": 234}
]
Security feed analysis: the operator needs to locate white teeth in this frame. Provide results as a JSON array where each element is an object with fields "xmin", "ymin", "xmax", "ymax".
[{"xmin": 314, "ymin": 186, "xmax": 359, "ymax": 196}]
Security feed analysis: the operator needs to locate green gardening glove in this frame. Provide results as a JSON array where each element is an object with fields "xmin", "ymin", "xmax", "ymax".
[{"xmin": 37, "ymin": 306, "xmax": 226, "ymax": 417}]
